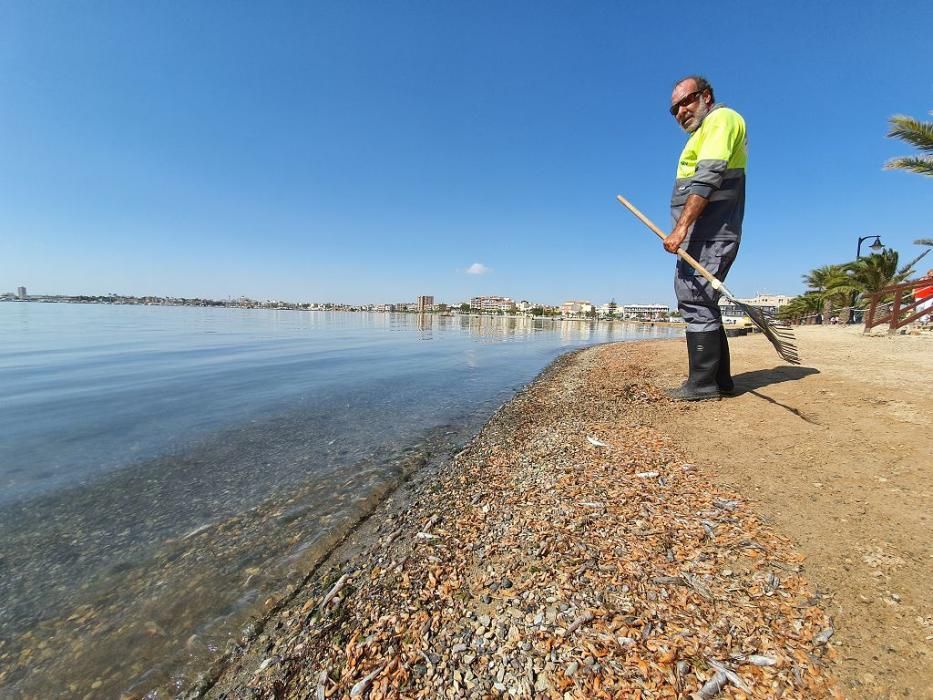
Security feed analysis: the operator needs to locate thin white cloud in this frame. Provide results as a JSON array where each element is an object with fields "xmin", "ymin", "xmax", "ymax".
[{"xmin": 466, "ymin": 262, "xmax": 489, "ymax": 275}]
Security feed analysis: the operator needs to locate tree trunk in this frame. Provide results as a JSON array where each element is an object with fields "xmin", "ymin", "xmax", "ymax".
[{"xmin": 822, "ymin": 298, "xmax": 832, "ymax": 325}]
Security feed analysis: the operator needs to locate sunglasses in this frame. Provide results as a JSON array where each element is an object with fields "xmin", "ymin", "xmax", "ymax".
[{"xmin": 669, "ymin": 90, "xmax": 704, "ymax": 117}]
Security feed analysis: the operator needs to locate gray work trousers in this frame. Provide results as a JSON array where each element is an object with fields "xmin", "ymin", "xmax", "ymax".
[{"xmin": 674, "ymin": 239, "xmax": 740, "ymax": 332}]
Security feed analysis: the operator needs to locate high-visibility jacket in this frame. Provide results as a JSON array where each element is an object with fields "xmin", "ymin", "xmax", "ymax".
[{"xmin": 671, "ymin": 104, "xmax": 747, "ymax": 242}]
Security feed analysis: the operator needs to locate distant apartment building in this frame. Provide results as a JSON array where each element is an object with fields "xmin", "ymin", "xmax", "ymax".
[
  {"xmin": 17, "ymin": 286, "xmax": 27, "ymax": 299},
  {"xmin": 622, "ymin": 303, "xmax": 669, "ymax": 320},
  {"xmin": 417, "ymin": 295, "xmax": 434, "ymax": 312},
  {"xmin": 719, "ymin": 293, "xmax": 790, "ymax": 319},
  {"xmin": 471, "ymin": 295, "xmax": 514, "ymax": 312},
  {"xmin": 560, "ymin": 300, "xmax": 591, "ymax": 316},
  {"xmin": 748, "ymin": 293, "xmax": 791, "ymax": 308},
  {"xmin": 515, "ymin": 300, "xmax": 538, "ymax": 313},
  {"xmin": 597, "ymin": 302, "xmax": 617, "ymax": 317}
]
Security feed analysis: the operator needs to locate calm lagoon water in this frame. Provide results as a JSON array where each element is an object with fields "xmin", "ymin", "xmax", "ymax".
[{"xmin": 0, "ymin": 302, "xmax": 677, "ymax": 697}]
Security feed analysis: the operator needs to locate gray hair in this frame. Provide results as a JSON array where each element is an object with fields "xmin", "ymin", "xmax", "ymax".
[{"xmin": 674, "ymin": 74, "xmax": 715, "ymax": 104}]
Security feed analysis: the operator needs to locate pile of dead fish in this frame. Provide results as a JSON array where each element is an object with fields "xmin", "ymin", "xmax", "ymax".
[{"xmin": 208, "ymin": 345, "xmax": 842, "ymax": 699}]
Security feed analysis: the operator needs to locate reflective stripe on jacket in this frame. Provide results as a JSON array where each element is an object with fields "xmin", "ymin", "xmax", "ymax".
[{"xmin": 670, "ymin": 104, "xmax": 747, "ymax": 242}]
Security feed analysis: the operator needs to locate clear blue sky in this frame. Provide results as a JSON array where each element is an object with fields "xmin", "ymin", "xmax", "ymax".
[{"xmin": 1, "ymin": 1, "xmax": 930, "ymax": 305}]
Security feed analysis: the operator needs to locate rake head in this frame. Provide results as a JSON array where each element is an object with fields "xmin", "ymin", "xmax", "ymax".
[{"xmin": 739, "ymin": 302, "xmax": 800, "ymax": 365}]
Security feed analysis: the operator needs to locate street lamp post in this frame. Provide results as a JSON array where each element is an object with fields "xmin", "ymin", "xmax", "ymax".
[
  {"xmin": 849, "ymin": 236, "xmax": 885, "ymax": 324},
  {"xmin": 856, "ymin": 235, "xmax": 885, "ymax": 259}
]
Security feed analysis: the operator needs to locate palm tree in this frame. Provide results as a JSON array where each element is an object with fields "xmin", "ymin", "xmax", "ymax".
[
  {"xmin": 884, "ymin": 113, "xmax": 933, "ymax": 177},
  {"xmin": 821, "ymin": 267, "xmax": 863, "ymax": 322},
  {"xmin": 801, "ymin": 264, "xmax": 843, "ymax": 293},
  {"xmin": 778, "ymin": 292, "xmax": 823, "ymax": 323},
  {"xmin": 802, "ymin": 263, "xmax": 848, "ymax": 320},
  {"xmin": 842, "ymin": 248, "xmax": 929, "ymax": 299}
]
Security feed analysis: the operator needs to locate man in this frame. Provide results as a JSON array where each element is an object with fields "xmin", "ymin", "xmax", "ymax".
[{"xmin": 665, "ymin": 75, "xmax": 747, "ymax": 400}]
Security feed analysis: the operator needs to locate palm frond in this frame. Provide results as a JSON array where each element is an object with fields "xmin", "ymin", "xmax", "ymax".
[
  {"xmin": 914, "ymin": 238, "xmax": 933, "ymax": 247},
  {"xmin": 802, "ymin": 263, "xmax": 845, "ymax": 291},
  {"xmin": 883, "ymin": 155, "xmax": 933, "ymax": 176},
  {"xmin": 887, "ymin": 115, "xmax": 933, "ymax": 152},
  {"xmin": 898, "ymin": 248, "xmax": 930, "ymax": 278}
]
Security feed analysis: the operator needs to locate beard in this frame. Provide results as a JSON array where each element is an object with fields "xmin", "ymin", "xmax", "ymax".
[{"xmin": 680, "ymin": 100, "xmax": 711, "ymax": 133}]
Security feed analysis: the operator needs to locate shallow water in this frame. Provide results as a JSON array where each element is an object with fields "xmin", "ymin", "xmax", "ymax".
[{"xmin": 0, "ymin": 303, "xmax": 677, "ymax": 696}]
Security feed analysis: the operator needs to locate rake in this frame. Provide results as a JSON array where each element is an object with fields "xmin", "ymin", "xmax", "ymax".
[{"xmin": 616, "ymin": 194, "xmax": 800, "ymax": 365}]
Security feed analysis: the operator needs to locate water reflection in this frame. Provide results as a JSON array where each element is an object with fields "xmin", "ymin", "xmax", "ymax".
[{"xmin": 261, "ymin": 310, "xmax": 681, "ymax": 344}]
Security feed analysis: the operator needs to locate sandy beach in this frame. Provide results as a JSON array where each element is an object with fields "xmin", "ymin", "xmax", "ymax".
[{"xmin": 195, "ymin": 325, "xmax": 931, "ymax": 700}]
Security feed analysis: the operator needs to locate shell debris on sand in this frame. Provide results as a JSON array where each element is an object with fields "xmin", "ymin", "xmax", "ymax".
[{"xmin": 203, "ymin": 344, "xmax": 843, "ymax": 699}]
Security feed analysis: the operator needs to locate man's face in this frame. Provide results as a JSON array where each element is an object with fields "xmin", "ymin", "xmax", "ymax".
[{"xmin": 670, "ymin": 79, "xmax": 711, "ymax": 134}]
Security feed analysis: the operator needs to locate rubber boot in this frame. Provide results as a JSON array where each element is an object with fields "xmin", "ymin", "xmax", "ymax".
[
  {"xmin": 667, "ymin": 330, "xmax": 721, "ymax": 401},
  {"xmin": 717, "ymin": 326, "xmax": 735, "ymax": 395}
]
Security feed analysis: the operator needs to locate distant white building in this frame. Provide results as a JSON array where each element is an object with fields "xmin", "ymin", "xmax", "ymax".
[
  {"xmin": 748, "ymin": 293, "xmax": 792, "ymax": 307},
  {"xmin": 597, "ymin": 301, "xmax": 620, "ymax": 317},
  {"xmin": 417, "ymin": 295, "xmax": 434, "ymax": 312},
  {"xmin": 560, "ymin": 300, "xmax": 590, "ymax": 316},
  {"xmin": 719, "ymin": 293, "xmax": 790, "ymax": 320},
  {"xmin": 621, "ymin": 303, "xmax": 669, "ymax": 320},
  {"xmin": 17, "ymin": 286, "xmax": 27, "ymax": 299},
  {"xmin": 471, "ymin": 295, "xmax": 514, "ymax": 312}
]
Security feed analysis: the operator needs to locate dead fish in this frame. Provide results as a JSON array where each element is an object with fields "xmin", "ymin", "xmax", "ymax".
[
  {"xmin": 682, "ymin": 573, "xmax": 714, "ymax": 600},
  {"xmin": 256, "ymin": 656, "xmax": 276, "ymax": 673},
  {"xmin": 813, "ymin": 625, "xmax": 835, "ymax": 645},
  {"xmin": 415, "ymin": 531, "xmax": 438, "ymax": 540},
  {"xmin": 587, "ymin": 436, "xmax": 610, "ymax": 448},
  {"xmin": 636, "ymin": 471, "xmax": 660, "ymax": 479},
  {"xmin": 182, "ymin": 523, "xmax": 212, "ymax": 540},
  {"xmin": 350, "ymin": 663, "xmax": 385, "ymax": 697},
  {"xmin": 707, "ymin": 658, "xmax": 751, "ymax": 692},
  {"xmin": 691, "ymin": 671, "xmax": 729, "ymax": 699},
  {"xmin": 565, "ymin": 610, "xmax": 594, "ymax": 635},
  {"xmin": 315, "ymin": 670, "xmax": 328, "ymax": 700},
  {"xmin": 732, "ymin": 653, "xmax": 777, "ymax": 667},
  {"xmin": 319, "ymin": 574, "xmax": 349, "ymax": 609}
]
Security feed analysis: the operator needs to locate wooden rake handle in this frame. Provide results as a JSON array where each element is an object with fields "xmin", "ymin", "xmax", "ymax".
[{"xmin": 615, "ymin": 194, "xmax": 721, "ymax": 291}]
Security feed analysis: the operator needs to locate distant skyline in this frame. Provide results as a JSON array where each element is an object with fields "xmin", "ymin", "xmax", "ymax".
[{"xmin": 2, "ymin": 1, "xmax": 931, "ymax": 306}]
